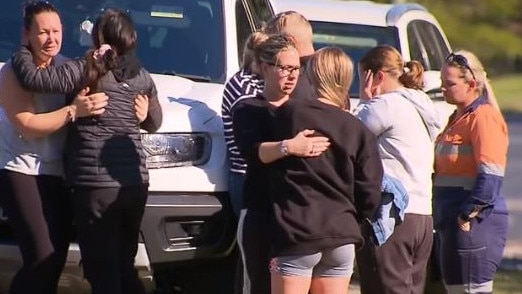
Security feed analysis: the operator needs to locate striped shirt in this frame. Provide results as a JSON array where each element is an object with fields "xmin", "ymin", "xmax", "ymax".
[{"xmin": 221, "ymin": 68, "xmax": 264, "ymax": 173}]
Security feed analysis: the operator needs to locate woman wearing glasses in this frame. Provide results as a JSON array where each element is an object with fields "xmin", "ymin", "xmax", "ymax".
[
  {"xmin": 232, "ymin": 34, "xmax": 329, "ymax": 294},
  {"xmin": 433, "ymin": 50, "xmax": 509, "ymax": 294},
  {"xmin": 354, "ymin": 45, "xmax": 442, "ymax": 294}
]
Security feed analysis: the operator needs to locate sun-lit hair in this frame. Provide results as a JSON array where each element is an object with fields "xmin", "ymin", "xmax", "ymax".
[
  {"xmin": 263, "ymin": 11, "xmax": 313, "ymax": 54},
  {"xmin": 447, "ymin": 49, "xmax": 487, "ymax": 96},
  {"xmin": 305, "ymin": 47, "xmax": 354, "ymax": 110},
  {"xmin": 241, "ymin": 31, "xmax": 269, "ymax": 73},
  {"xmin": 254, "ymin": 34, "xmax": 296, "ymax": 66},
  {"xmin": 359, "ymin": 45, "xmax": 424, "ymax": 90}
]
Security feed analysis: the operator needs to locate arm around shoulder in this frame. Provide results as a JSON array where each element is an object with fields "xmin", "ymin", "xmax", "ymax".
[
  {"xmin": 11, "ymin": 45, "xmax": 84, "ymax": 94},
  {"xmin": 0, "ymin": 64, "xmax": 74, "ymax": 139}
]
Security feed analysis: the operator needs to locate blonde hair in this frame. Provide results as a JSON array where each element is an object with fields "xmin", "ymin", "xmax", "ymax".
[
  {"xmin": 359, "ymin": 45, "xmax": 424, "ymax": 90},
  {"xmin": 241, "ymin": 31, "xmax": 269, "ymax": 72},
  {"xmin": 447, "ymin": 49, "xmax": 488, "ymax": 96},
  {"xmin": 263, "ymin": 11, "xmax": 313, "ymax": 52},
  {"xmin": 306, "ymin": 47, "xmax": 354, "ymax": 110}
]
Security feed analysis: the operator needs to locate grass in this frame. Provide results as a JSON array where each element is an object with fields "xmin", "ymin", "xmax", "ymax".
[
  {"xmin": 491, "ymin": 74, "xmax": 522, "ymax": 112},
  {"xmin": 423, "ymin": 269, "xmax": 522, "ymax": 294},
  {"xmin": 493, "ymin": 270, "xmax": 522, "ymax": 294},
  {"xmin": 350, "ymin": 267, "xmax": 522, "ymax": 294}
]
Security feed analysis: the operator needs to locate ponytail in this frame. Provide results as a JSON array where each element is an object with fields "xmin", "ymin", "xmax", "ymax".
[
  {"xmin": 82, "ymin": 45, "xmax": 118, "ymax": 91},
  {"xmin": 399, "ymin": 60, "xmax": 424, "ymax": 90}
]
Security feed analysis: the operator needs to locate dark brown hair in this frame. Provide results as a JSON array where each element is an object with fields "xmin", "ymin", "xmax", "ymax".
[
  {"xmin": 23, "ymin": 1, "xmax": 60, "ymax": 30},
  {"xmin": 83, "ymin": 8, "xmax": 137, "ymax": 89},
  {"xmin": 359, "ymin": 45, "xmax": 424, "ymax": 90}
]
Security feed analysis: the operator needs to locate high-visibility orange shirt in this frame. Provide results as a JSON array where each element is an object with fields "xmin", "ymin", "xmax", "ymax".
[{"xmin": 433, "ymin": 97, "xmax": 508, "ymax": 221}]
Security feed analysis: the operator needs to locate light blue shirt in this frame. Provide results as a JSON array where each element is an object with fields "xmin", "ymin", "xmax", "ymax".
[{"xmin": 371, "ymin": 174, "xmax": 409, "ymax": 246}]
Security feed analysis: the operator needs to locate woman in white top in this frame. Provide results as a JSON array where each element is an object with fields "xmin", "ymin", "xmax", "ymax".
[
  {"xmin": 0, "ymin": 2, "xmax": 108, "ymax": 293},
  {"xmin": 353, "ymin": 45, "xmax": 442, "ymax": 294}
]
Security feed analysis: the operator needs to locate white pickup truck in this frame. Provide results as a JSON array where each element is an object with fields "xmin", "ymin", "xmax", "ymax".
[{"xmin": 0, "ymin": 0, "xmax": 453, "ymax": 293}]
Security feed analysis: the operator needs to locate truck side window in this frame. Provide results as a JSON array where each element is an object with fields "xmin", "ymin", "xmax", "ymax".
[
  {"xmin": 236, "ymin": 0, "xmax": 252, "ymax": 64},
  {"xmin": 407, "ymin": 20, "xmax": 449, "ymax": 71},
  {"xmin": 407, "ymin": 22, "xmax": 429, "ymax": 70},
  {"xmin": 245, "ymin": 0, "xmax": 273, "ymax": 29},
  {"xmin": 417, "ymin": 21, "xmax": 450, "ymax": 70}
]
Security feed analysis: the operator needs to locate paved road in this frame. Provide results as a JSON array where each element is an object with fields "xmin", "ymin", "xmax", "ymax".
[{"xmin": 503, "ymin": 116, "xmax": 522, "ymax": 259}]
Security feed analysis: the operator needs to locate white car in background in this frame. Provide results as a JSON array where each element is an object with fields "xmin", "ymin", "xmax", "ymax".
[
  {"xmin": 270, "ymin": 0, "xmax": 455, "ymax": 118},
  {"xmin": 0, "ymin": 0, "xmax": 452, "ymax": 293}
]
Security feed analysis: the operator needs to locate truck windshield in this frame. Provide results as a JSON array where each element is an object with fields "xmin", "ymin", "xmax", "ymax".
[
  {"xmin": 0, "ymin": 0, "xmax": 225, "ymax": 83},
  {"xmin": 311, "ymin": 21, "xmax": 399, "ymax": 98}
]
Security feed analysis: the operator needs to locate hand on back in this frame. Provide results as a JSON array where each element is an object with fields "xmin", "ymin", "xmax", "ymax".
[
  {"xmin": 134, "ymin": 94, "xmax": 149, "ymax": 123},
  {"xmin": 72, "ymin": 87, "xmax": 108, "ymax": 118},
  {"xmin": 287, "ymin": 129, "xmax": 330, "ymax": 157}
]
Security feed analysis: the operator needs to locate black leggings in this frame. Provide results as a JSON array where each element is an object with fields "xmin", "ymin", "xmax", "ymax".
[
  {"xmin": 0, "ymin": 169, "xmax": 72, "ymax": 294},
  {"xmin": 72, "ymin": 185, "xmax": 148, "ymax": 294}
]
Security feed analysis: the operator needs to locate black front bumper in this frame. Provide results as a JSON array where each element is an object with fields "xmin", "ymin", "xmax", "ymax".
[{"xmin": 140, "ymin": 191, "xmax": 237, "ymax": 266}]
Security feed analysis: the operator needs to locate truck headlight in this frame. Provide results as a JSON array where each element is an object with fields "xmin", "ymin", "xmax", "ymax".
[{"xmin": 141, "ymin": 133, "xmax": 212, "ymax": 168}]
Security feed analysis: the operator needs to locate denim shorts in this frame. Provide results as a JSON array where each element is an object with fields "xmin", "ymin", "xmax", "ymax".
[{"xmin": 270, "ymin": 244, "xmax": 355, "ymax": 277}]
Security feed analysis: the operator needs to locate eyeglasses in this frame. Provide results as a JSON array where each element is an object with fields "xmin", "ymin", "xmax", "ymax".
[
  {"xmin": 265, "ymin": 62, "xmax": 300, "ymax": 76},
  {"xmin": 445, "ymin": 53, "xmax": 476, "ymax": 80}
]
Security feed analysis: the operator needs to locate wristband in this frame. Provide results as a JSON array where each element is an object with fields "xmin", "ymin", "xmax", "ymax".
[{"xmin": 280, "ymin": 140, "xmax": 289, "ymax": 156}]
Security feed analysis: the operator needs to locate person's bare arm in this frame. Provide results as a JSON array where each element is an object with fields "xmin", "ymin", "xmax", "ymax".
[
  {"xmin": 257, "ymin": 129, "xmax": 330, "ymax": 164},
  {"xmin": 0, "ymin": 65, "xmax": 107, "ymax": 139}
]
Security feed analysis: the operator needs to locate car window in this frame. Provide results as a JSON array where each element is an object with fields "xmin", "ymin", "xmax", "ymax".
[
  {"xmin": 407, "ymin": 20, "xmax": 449, "ymax": 71},
  {"xmin": 244, "ymin": 0, "xmax": 273, "ymax": 29},
  {"xmin": 236, "ymin": 1, "xmax": 253, "ymax": 65},
  {"xmin": 0, "ymin": 0, "xmax": 226, "ymax": 83},
  {"xmin": 310, "ymin": 21, "xmax": 399, "ymax": 98}
]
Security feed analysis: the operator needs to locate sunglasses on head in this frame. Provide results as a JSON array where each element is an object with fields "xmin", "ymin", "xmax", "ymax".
[{"xmin": 445, "ymin": 53, "xmax": 476, "ymax": 80}]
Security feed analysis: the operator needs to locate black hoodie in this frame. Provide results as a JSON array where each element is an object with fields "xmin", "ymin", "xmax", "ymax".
[{"xmin": 270, "ymin": 98, "xmax": 383, "ymax": 256}]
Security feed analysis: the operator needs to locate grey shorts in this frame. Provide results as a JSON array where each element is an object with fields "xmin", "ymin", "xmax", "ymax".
[{"xmin": 270, "ymin": 244, "xmax": 355, "ymax": 277}]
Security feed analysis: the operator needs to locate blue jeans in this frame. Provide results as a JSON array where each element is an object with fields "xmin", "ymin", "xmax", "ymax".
[{"xmin": 228, "ymin": 172, "xmax": 245, "ymax": 217}]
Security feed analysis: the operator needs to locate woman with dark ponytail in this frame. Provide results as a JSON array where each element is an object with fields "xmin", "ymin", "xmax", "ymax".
[
  {"xmin": 353, "ymin": 45, "xmax": 442, "ymax": 294},
  {"xmin": 68, "ymin": 10, "xmax": 162, "ymax": 294}
]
